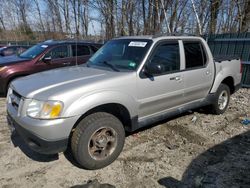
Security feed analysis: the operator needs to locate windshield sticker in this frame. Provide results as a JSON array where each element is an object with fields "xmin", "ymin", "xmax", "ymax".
[
  {"xmin": 129, "ymin": 62, "xmax": 136, "ymax": 68},
  {"xmin": 128, "ymin": 41, "xmax": 147, "ymax": 47},
  {"xmin": 41, "ymin": 45, "xmax": 48, "ymax": 48}
]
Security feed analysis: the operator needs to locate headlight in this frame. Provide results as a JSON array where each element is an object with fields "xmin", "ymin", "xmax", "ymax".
[
  {"xmin": 6, "ymin": 87, "xmax": 13, "ymax": 104},
  {"xmin": 0, "ymin": 66, "xmax": 7, "ymax": 72},
  {"xmin": 26, "ymin": 99, "xmax": 63, "ymax": 119}
]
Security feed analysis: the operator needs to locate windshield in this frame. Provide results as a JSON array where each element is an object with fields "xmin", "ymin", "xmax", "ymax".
[
  {"xmin": 19, "ymin": 44, "xmax": 48, "ymax": 59},
  {"xmin": 87, "ymin": 39, "xmax": 152, "ymax": 71}
]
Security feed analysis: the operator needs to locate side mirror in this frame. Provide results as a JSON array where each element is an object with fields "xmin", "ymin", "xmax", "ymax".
[
  {"xmin": 43, "ymin": 56, "xmax": 52, "ymax": 64},
  {"xmin": 144, "ymin": 62, "xmax": 164, "ymax": 76}
]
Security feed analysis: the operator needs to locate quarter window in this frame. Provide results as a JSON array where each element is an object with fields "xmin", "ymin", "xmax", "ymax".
[
  {"xmin": 184, "ymin": 41, "xmax": 207, "ymax": 69},
  {"xmin": 149, "ymin": 42, "xmax": 180, "ymax": 74}
]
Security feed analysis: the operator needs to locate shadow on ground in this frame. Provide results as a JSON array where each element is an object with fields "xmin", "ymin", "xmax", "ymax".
[
  {"xmin": 11, "ymin": 132, "xmax": 58, "ymax": 162},
  {"xmin": 158, "ymin": 130, "xmax": 250, "ymax": 188}
]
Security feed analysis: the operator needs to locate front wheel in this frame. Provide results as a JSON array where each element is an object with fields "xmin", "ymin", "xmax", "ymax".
[
  {"xmin": 71, "ymin": 112, "xmax": 125, "ymax": 170},
  {"xmin": 211, "ymin": 84, "xmax": 230, "ymax": 114}
]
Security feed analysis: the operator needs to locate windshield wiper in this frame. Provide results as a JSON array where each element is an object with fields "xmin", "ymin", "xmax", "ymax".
[{"xmin": 101, "ymin": 61, "xmax": 120, "ymax": 72}]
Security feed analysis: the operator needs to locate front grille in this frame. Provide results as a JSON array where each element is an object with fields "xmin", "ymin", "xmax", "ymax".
[{"xmin": 10, "ymin": 90, "xmax": 22, "ymax": 110}]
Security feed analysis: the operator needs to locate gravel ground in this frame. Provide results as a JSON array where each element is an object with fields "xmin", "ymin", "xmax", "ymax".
[{"xmin": 0, "ymin": 89, "xmax": 249, "ymax": 188}]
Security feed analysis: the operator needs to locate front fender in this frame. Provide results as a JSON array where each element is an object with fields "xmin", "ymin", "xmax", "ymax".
[{"xmin": 63, "ymin": 90, "xmax": 138, "ymax": 118}]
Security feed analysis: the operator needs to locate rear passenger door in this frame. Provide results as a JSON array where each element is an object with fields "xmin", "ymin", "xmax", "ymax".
[
  {"xmin": 71, "ymin": 44, "xmax": 91, "ymax": 65},
  {"xmin": 181, "ymin": 40, "xmax": 214, "ymax": 102}
]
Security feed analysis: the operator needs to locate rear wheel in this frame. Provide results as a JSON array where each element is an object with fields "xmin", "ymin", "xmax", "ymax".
[
  {"xmin": 211, "ymin": 84, "xmax": 230, "ymax": 114},
  {"xmin": 71, "ymin": 112, "xmax": 125, "ymax": 169}
]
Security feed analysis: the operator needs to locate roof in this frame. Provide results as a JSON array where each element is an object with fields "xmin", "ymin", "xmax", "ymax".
[
  {"xmin": 115, "ymin": 34, "xmax": 203, "ymax": 41},
  {"xmin": 40, "ymin": 40, "xmax": 101, "ymax": 46}
]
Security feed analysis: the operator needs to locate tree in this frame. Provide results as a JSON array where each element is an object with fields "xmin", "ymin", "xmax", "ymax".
[
  {"xmin": 242, "ymin": 0, "xmax": 250, "ymax": 32},
  {"xmin": 210, "ymin": 0, "xmax": 222, "ymax": 34}
]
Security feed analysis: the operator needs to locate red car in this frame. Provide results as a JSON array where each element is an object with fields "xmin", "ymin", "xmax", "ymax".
[{"xmin": 0, "ymin": 40, "xmax": 102, "ymax": 95}]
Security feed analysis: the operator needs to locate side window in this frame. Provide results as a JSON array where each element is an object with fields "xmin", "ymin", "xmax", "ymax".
[
  {"xmin": 72, "ymin": 45, "xmax": 90, "ymax": 56},
  {"xmin": 3, "ymin": 47, "xmax": 15, "ymax": 56},
  {"xmin": 17, "ymin": 47, "xmax": 26, "ymax": 54},
  {"xmin": 90, "ymin": 45, "xmax": 99, "ymax": 53},
  {"xmin": 45, "ymin": 46, "xmax": 69, "ymax": 59},
  {"xmin": 184, "ymin": 41, "xmax": 207, "ymax": 69},
  {"xmin": 149, "ymin": 42, "xmax": 180, "ymax": 74}
]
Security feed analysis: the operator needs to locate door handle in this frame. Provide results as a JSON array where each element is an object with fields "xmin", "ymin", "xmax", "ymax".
[
  {"xmin": 63, "ymin": 62, "xmax": 71, "ymax": 65},
  {"xmin": 206, "ymin": 70, "xmax": 211, "ymax": 75},
  {"xmin": 170, "ymin": 76, "xmax": 182, "ymax": 81}
]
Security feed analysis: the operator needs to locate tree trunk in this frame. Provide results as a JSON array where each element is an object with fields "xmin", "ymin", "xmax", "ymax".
[
  {"xmin": 142, "ymin": 0, "xmax": 146, "ymax": 34},
  {"xmin": 34, "ymin": 0, "xmax": 45, "ymax": 38},
  {"xmin": 242, "ymin": 0, "xmax": 250, "ymax": 32},
  {"xmin": 210, "ymin": 0, "xmax": 222, "ymax": 34}
]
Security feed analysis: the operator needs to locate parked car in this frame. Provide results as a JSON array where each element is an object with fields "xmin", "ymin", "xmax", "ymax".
[
  {"xmin": 7, "ymin": 35, "xmax": 242, "ymax": 169},
  {"xmin": 0, "ymin": 45, "xmax": 30, "ymax": 57},
  {"xmin": 0, "ymin": 40, "xmax": 102, "ymax": 95}
]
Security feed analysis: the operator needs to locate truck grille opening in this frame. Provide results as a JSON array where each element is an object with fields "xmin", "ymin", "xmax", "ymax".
[{"xmin": 10, "ymin": 90, "xmax": 22, "ymax": 110}]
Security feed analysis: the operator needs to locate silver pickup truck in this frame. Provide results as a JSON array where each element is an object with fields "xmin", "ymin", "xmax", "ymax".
[{"xmin": 7, "ymin": 36, "xmax": 242, "ymax": 169}]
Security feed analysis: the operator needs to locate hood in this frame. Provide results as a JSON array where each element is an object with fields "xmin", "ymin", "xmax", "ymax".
[
  {"xmin": 0, "ymin": 55, "xmax": 30, "ymax": 66},
  {"xmin": 12, "ymin": 66, "xmax": 128, "ymax": 99}
]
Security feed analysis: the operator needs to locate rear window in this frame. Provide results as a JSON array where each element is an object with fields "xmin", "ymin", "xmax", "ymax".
[
  {"xmin": 72, "ymin": 45, "xmax": 90, "ymax": 56},
  {"xmin": 184, "ymin": 41, "xmax": 207, "ymax": 69}
]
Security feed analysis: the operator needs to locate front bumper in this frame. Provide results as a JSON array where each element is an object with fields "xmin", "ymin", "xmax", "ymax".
[
  {"xmin": 7, "ymin": 100, "xmax": 81, "ymax": 154},
  {"xmin": 7, "ymin": 114, "xmax": 68, "ymax": 154}
]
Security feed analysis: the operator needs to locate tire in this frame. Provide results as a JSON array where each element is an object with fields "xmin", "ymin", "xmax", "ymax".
[
  {"xmin": 71, "ymin": 112, "xmax": 125, "ymax": 170},
  {"xmin": 211, "ymin": 84, "xmax": 230, "ymax": 115}
]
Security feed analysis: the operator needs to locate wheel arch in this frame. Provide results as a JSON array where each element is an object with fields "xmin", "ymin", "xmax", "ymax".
[
  {"xmin": 210, "ymin": 75, "xmax": 235, "ymax": 94},
  {"xmin": 221, "ymin": 76, "xmax": 235, "ymax": 94},
  {"xmin": 69, "ymin": 103, "xmax": 132, "ymax": 141}
]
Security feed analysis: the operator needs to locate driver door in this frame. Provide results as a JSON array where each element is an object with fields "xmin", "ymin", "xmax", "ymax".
[
  {"xmin": 137, "ymin": 41, "xmax": 185, "ymax": 119},
  {"xmin": 35, "ymin": 45, "xmax": 72, "ymax": 72}
]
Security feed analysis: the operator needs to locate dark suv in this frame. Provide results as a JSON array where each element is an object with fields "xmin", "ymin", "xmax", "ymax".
[
  {"xmin": 0, "ymin": 45, "xmax": 30, "ymax": 57},
  {"xmin": 0, "ymin": 40, "xmax": 102, "ymax": 95}
]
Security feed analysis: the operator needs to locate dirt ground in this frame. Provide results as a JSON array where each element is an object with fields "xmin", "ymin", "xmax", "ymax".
[{"xmin": 0, "ymin": 89, "xmax": 250, "ymax": 188}]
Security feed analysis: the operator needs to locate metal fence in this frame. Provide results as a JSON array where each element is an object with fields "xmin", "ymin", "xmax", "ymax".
[{"xmin": 206, "ymin": 32, "xmax": 250, "ymax": 88}]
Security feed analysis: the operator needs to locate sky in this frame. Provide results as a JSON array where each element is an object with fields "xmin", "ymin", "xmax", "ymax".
[{"xmin": 33, "ymin": 1, "xmax": 101, "ymax": 36}]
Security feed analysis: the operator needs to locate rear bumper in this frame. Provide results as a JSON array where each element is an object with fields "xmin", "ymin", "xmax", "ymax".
[{"xmin": 7, "ymin": 114, "xmax": 68, "ymax": 154}]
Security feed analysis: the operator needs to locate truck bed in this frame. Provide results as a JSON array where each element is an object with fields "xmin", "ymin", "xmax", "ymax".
[{"xmin": 214, "ymin": 55, "xmax": 240, "ymax": 63}]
